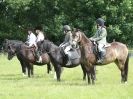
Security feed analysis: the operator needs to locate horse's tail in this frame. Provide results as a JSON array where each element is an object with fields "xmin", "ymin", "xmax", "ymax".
[{"xmin": 124, "ymin": 53, "xmax": 129, "ymax": 81}]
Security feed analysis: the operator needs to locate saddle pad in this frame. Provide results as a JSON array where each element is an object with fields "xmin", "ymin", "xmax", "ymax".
[
  {"xmin": 104, "ymin": 43, "xmax": 111, "ymax": 48},
  {"xmin": 68, "ymin": 50, "xmax": 80, "ymax": 59}
]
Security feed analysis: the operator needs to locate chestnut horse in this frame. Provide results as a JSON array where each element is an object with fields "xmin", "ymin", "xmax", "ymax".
[{"xmin": 72, "ymin": 30, "xmax": 129, "ymax": 84}]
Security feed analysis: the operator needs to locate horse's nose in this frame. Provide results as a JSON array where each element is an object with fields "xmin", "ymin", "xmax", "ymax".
[{"xmin": 72, "ymin": 40, "xmax": 77, "ymax": 47}]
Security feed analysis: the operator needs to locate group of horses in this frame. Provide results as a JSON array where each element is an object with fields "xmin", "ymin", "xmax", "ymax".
[{"xmin": 2, "ymin": 29, "xmax": 129, "ymax": 84}]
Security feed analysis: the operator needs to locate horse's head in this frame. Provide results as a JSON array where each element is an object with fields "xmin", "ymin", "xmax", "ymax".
[
  {"xmin": 2, "ymin": 39, "xmax": 9, "ymax": 52},
  {"xmin": 37, "ymin": 40, "xmax": 52, "ymax": 53},
  {"xmin": 72, "ymin": 29, "xmax": 92, "ymax": 47},
  {"xmin": 3, "ymin": 39, "xmax": 23, "ymax": 52},
  {"xmin": 7, "ymin": 44, "xmax": 16, "ymax": 60},
  {"xmin": 72, "ymin": 29, "xmax": 82, "ymax": 45},
  {"xmin": 37, "ymin": 41, "xmax": 45, "ymax": 52}
]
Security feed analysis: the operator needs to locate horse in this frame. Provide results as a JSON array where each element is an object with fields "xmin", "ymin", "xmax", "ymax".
[
  {"xmin": 2, "ymin": 39, "xmax": 23, "ymax": 52},
  {"xmin": 72, "ymin": 29, "xmax": 129, "ymax": 84},
  {"xmin": 4, "ymin": 39, "xmax": 52, "ymax": 77},
  {"xmin": 37, "ymin": 40, "xmax": 89, "ymax": 81}
]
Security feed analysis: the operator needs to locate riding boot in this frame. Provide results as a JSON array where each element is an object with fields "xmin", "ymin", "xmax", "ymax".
[
  {"xmin": 35, "ymin": 50, "xmax": 42, "ymax": 63},
  {"xmin": 97, "ymin": 52, "xmax": 104, "ymax": 64},
  {"xmin": 66, "ymin": 56, "xmax": 72, "ymax": 66}
]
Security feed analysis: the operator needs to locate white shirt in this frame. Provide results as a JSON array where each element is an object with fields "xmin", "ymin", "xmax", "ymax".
[
  {"xmin": 27, "ymin": 32, "xmax": 37, "ymax": 47},
  {"xmin": 36, "ymin": 31, "xmax": 44, "ymax": 42}
]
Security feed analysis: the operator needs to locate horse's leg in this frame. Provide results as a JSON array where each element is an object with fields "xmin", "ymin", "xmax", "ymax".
[
  {"xmin": 47, "ymin": 63, "xmax": 52, "ymax": 74},
  {"xmin": 81, "ymin": 64, "xmax": 86, "ymax": 80},
  {"xmin": 123, "ymin": 54, "xmax": 129, "ymax": 83},
  {"xmin": 115, "ymin": 59, "xmax": 128, "ymax": 83},
  {"xmin": 26, "ymin": 63, "xmax": 31, "ymax": 77},
  {"xmin": 87, "ymin": 71, "xmax": 91, "ymax": 84},
  {"xmin": 19, "ymin": 60, "xmax": 26, "ymax": 76},
  {"xmin": 93, "ymin": 65, "xmax": 97, "ymax": 80},
  {"xmin": 54, "ymin": 65, "xmax": 61, "ymax": 81},
  {"xmin": 84, "ymin": 65, "xmax": 91, "ymax": 84},
  {"xmin": 30, "ymin": 65, "xmax": 34, "ymax": 76},
  {"xmin": 22, "ymin": 66, "xmax": 26, "ymax": 76},
  {"xmin": 90, "ymin": 66, "xmax": 96, "ymax": 84}
]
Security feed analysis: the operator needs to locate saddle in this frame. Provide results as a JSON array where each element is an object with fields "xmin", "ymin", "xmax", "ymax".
[
  {"xmin": 92, "ymin": 41, "xmax": 111, "ymax": 59},
  {"xmin": 25, "ymin": 45, "xmax": 36, "ymax": 56},
  {"xmin": 61, "ymin": 46, "xmax": 80, "ymax": 60},
  {"xmin": 68, "ymin": 48, "xmax": 80, "ymax": 59}
]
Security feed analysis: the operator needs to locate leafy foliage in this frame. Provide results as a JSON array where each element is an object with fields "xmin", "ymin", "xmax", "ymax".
[{"xmin": 0, "ymin": 0, "xmax": 133, "ymax": 46}]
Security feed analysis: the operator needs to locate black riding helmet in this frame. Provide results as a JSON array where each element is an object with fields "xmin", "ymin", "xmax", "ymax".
[
  {"xmin": 34, "ymin": 26, "xmax": 43, "ymax": 31},
  {"xmin": 27, "ymin": 28, "xmax": 33, "ymax": 32},
  {"xmin": 96, "ymin": 18, "xmax": 105, "ymax": 26}
]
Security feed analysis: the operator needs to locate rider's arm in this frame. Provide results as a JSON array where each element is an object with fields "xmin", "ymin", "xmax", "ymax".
[
  {"xmin": 69, "ymin": 33, "xmax": 73, "ymax": 45},
  {"xmin": 90, "ymin": 32, "xmax": 97, "ymax": 40},
  {"xmin": 36, "ymin": 32, "xmax": 44, "ymax": 42},
  {"xmin": 28, "ymin": 33, "xmax": 36, "ymax": 46},
  {"xmin": 63, "ymin": 34, "xmax": 69, "ymax": 44}
]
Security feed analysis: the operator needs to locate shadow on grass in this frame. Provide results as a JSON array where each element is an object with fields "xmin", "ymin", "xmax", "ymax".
[
  {"xmin": 0, "ymin": 74, "xmax": 28, "ymax": 80},
  {"xmin": 45, "ymin": 78, "xmax": 88, "ymax": 86},
  {"xmin": 0, "ymin": 73, "xmax": 51, "ymax": 81}
]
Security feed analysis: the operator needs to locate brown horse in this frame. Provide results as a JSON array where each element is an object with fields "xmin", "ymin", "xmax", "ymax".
[
  {"xmin": 72, "ymin": 29, "xmax": 129, "ymax": 84},
  {"xmin": 6, "ymin": 41, "xmax": 52, "ymax": 77}
]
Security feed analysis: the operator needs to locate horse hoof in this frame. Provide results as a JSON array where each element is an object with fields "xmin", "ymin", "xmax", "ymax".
[
  {"xmin": 124, "ymin": 81, "xmax": 128, "ymax": 84},
  {"xmin": 22, "ymin": 73, "xmax": 27, "ymax": 77},
  {"xmin": 50, "ymin": 71, "xmax": 53, "ymax": 75}
]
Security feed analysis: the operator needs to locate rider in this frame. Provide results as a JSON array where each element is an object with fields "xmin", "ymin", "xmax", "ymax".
[
  {"xmin": 25, "ymin": 28, "xmax": 36, "ymax": 47},
  {"xmin": 60, "ymin": 25, "xmax": 73, "ymax": 65},
  {"xmin": 90, "ymin": 18, "xmax": 107, "ymax": 63},
  {"xmin": 34, "ymin": 26, "xmax": 45, "ymax": 63}
]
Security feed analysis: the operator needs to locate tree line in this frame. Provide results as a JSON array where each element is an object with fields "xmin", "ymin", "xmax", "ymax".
[{"xmin": 0, "ymin": 0, "xmax": 133, "ymax": 47}]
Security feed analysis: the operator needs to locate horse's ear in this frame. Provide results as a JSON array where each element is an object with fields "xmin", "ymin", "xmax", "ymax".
[
  {"xmin": 77, "ymin": 29, "xmax": 80, "ymax": 32},
  {"xmin": 72, "ymin": 28, "xmax": 76, "ymax": 32},
  {"xmin": 74, "ymin": 28, "xmax": 80, "ymax": 32},
  {"xmin": 8, "ymin": 44, "xmax": 11, "ymax": 49},
  {"xmin": 5, "ymin": 39, "xmax": 9, "ymax": 43}
]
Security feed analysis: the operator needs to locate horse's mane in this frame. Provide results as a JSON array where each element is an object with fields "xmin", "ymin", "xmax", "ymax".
[
  {"xmin": 4, "ymin": 39, "xmax": 23, "ymax": 45},
  {"xmin": 43, "ymin": 40, "xmax": 59, "ymax": 49},
  {"xmin": 77, "ymin": 30, "xmax": 91, "ymax": 43}
]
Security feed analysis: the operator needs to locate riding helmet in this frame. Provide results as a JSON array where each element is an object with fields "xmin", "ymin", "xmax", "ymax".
[
  {"xmin": 63, "ymin": 25, "xmax": 71, "ymax": 31},
  {"xmin": 96, "ymin": 18, "xmax": 105, "ymax": 26},
  {"xmin": 34, "ymin": 26, "xmax": 43, "ymax": 31}
]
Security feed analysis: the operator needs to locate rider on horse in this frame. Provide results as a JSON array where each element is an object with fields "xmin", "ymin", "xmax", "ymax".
[
  {"xmin": 60, "ymin": 25, "xmax": 73, "ymax": 65},
  {"xmin": 26, "ymin": 27, "xmax": 44, "ymax": 63},
  {"xmin": 25, "ymin": 28, "xmax": 36, "ymax": 47},
  {"xmin": 34, "ymin": 26, "xmax": 45, "ymax": 63},
  {"xmin": 90, "ymin": 18, "xmax": 107, "ymax": 63}
]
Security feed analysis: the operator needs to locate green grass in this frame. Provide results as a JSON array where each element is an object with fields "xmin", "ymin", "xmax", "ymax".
[{"xmin": 0, "ymin": 54, "xmax": 133, "ymax": 99}]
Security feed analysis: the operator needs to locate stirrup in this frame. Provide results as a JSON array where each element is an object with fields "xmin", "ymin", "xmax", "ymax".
[
  {"xmin": 36, "ymin": 57, "xmax": 42, "ymax": 63},
  {"xmin": 66, "ymin": 61, "xmax": 71, "ymax": 66},
  {"xmin": 97, "ymin": 59, "xmax": 103, "ymax": 64}
]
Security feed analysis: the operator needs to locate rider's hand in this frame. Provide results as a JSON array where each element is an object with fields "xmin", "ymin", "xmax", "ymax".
[
  {"xmin": 90, "ymin": 38, "xmax": 94, "ymax": 41},
  {"xmin": 59, "ymin": 44, "xmax": 63, "ymax": 47}
]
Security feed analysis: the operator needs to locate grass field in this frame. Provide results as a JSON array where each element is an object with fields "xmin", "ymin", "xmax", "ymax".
[{"xmin": 0, "ymin": 54, "xmax": 133, "ymax": 99}]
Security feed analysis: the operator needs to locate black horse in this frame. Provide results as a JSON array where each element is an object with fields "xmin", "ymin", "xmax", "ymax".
[
  {"xmin": 3, "ymin": 39, "xmax": 23, "ymax": 52},
  {"xmin": 37, "ymin": 40, "xmax": 89, "ymax": 81},
  {"xmin": 4, "ymin": 39, "xmax": 52, "ymax": 77}
]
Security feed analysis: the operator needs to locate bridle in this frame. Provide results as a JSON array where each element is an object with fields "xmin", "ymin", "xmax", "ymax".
[
  {"xmin": 73, "ymin": 31, "xmax": 94, "ymax": 54},
  {"xmin": 73, "ymin": 31, "xmax": 82, "ymax": 44}
]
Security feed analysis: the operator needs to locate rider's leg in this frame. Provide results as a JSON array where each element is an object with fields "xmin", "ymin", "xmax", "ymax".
[
  {"xmin": 97, "ymin": 43, "xmax": 104, "ymax": 63},
  {"xmin": 64, "ymin": 46, "xmax": 72, "ymax": 66},
  {"xmin": 35, "ymin": 45, "xmax": 42, "ymax": 63}
]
